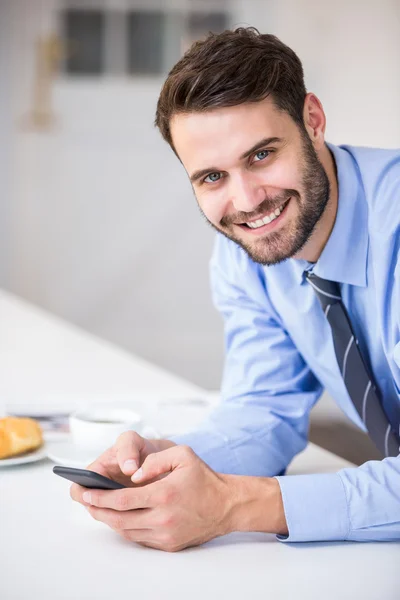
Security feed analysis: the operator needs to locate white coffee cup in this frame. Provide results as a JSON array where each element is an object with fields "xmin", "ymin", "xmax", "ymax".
[{"xmin": 69, "ymin": 404, "xmax": 160, "ymax": 453}]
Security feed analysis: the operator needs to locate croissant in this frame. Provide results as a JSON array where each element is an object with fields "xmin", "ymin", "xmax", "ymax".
[{"xmin": 0, "ymin": 417, "xmax": 43, "ymax": 459}]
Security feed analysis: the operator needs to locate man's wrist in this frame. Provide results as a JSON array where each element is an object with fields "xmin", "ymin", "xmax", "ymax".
[{"xmin": 222, "ymin": 474, "xmax": 288, "ymax": 536}]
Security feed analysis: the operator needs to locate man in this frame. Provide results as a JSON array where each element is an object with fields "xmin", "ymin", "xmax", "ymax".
[{"xmin": 71, "ymin": 27, "xmax": 400, "ymax": 551}]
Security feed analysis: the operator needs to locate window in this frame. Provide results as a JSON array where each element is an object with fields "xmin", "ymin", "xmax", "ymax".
[
  {"xmin": 188, "ymin": 12, "xmax": 228, "ymax": 41},
  {"xmin": 64, "ymin": 10, "xmax": 105, "ymax": 75},
  {"xmin": 127, "ymin": 12, "xmax": 165, "ymax": 75},
  {"xmin": 60, "ymin": 6, "xmax": 230, "ymax": 77},
  {"xmin": 183, "ymin": 11, "xmax": 228, "ymax": 53}
]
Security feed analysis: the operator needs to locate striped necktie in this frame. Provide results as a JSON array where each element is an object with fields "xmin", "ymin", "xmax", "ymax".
[{"xmin": 305, "ymin": 271, "xmax": 400, "ymax": 458}]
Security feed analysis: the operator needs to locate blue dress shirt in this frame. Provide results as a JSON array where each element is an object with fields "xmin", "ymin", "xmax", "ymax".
[{"xmin": 172, "ymin": 143, "xmax": 400, "ymax": 543}]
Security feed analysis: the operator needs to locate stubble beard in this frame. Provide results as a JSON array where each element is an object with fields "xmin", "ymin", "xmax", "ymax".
[{"xmin": 200, "ymin": 132, "xmax": 331, "ymax": 266}]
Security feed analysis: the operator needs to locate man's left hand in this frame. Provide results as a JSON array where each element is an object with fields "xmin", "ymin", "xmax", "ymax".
[{"xmin": 70, "ymin": 445, "xmax": 236, "ymax": 552}]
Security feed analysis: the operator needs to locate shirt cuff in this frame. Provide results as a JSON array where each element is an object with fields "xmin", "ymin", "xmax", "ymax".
[{"xmin": 274, "ymin": 472, "xmax": 350, "ymax": 542}]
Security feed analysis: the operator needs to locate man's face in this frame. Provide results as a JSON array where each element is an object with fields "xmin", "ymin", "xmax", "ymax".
[{"xmin": 170, "ymin": 97, "xmax": 330, "ymax": 265}]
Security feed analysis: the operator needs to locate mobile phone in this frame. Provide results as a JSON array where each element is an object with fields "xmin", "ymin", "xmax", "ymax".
[{"xmin": 53, "ymin": 465, "xmax": 126, "ymax": 490}]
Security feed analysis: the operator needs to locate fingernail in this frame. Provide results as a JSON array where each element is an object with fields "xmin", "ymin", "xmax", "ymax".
[
  {"xmin": 131, "ymin": 468, "xmax": 143, "ymax": 481},
  {"xmin": 123, "ymin": 459, "xmax": 138, "ymax": 472},
  {"xmin": 83, "ymin": 492, "xmax": 92, "ymax": 504}
]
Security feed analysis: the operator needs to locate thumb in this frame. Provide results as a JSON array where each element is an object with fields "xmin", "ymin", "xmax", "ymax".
[
  {"xmin": 115, "ymin": 431, "xmax": 146, "ymax": 475},
  {"xmin": 131, "ymin": 445, "xmax": 187, "ymax": 483}
]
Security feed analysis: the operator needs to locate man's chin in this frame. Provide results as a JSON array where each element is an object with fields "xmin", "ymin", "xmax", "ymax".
[
  {"xmin": 244, "ymin": 246, "xmax": 291, "ymax": 266},
  {"xmin": 221, "ymin": 229, "xmax": 293, "ymax": 266}
]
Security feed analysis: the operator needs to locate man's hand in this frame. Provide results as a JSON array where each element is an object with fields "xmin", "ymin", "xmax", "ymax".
[
  {"xmin": 70, "ymin": 444, "xmax": 236, "ymax": 552},
  {"xmin": 70, "ymin": 430, "xmax": 177, "ymax": 489},
  {"xmin": 70, "ymin": 438, "xmax": 288, "ymax": 552}
]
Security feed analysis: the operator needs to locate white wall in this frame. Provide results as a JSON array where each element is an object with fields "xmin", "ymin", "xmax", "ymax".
[
  {"xmin": 269, "ymin": 0, "xmax": 400, "ymax": 147},
  {"xmin": 2, "ymin": 0, "xmax": 400, "ymax": 391},
  {"xmin": 0, "ymin": 0, "xmax": 13, "ymax": 287}
]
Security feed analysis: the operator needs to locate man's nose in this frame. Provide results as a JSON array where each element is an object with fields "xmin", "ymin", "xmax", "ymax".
[{"xmin": 229, "ymin": 174, "xmax": 265, "ymax": 214}]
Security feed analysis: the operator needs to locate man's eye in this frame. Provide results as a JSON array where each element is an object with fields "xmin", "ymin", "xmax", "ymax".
[
  {"xmin": 204, "ymin": 172, "xmax": 222, "ymax": 183},
  {"xmin": 253, "ymin": 150, "xmax": 270, "ymax": 162}
]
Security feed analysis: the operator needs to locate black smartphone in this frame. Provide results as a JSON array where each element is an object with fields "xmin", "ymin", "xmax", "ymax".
[{"xmin": 53, "ymin": 465, "xmax": 126, "ymax": 490}]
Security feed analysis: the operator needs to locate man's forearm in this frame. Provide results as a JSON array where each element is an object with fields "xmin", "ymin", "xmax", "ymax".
[{"xmin": 223, "ymin": 474, "xmax": 288, "ymax": 536}]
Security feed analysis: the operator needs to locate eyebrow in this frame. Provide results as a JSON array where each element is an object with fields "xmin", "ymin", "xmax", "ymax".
[{"xmin": 189, "ymin": 136, "xmax": 284, "ymax": 184}]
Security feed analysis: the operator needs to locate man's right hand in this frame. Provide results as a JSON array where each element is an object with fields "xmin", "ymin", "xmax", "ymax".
[{"xmin": 82, "ymin": 431, "xmax": 177, "ymax": 488}]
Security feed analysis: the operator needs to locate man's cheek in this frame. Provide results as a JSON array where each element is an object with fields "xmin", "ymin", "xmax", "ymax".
[
  {"xmin": 267, "ymin": 160, "xmax": 300, "ymax": 192},
  {"xmin": 198, "ymin": 201, "xmax": 218, "ymax": 227}
]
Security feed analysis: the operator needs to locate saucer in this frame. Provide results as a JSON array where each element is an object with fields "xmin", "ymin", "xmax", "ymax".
[
  {"xmin": 46, "ymin": 440, "xmax": 102, "ymax": 468},
  {"xmin": 0, "ymin": 445, "xmax": 48, "ymax": 467}
]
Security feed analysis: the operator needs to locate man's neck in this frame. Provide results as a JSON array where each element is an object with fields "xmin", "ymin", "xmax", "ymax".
[{"xmin": 294, "ymin": 144, "xmax": 338, "ymax": 263}]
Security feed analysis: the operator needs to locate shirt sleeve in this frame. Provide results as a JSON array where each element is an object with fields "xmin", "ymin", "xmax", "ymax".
[
  {"xmin": 275, "ymin": 454, "xmax": 400, "ymax": 542},
  {"xmin": 171, "ymin": 234, "xmax": 323, "ymax": 476},
  {"xmin": 271, "ymin": 252, "xmax": 400, "ymax": 544}
]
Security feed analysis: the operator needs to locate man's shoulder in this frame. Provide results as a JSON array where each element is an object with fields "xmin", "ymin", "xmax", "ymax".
[
  {"xmin": 340, "ymin": 144, "xmax": 400, "ymax": 208},
  {"xmin": 342, "ymin": 143, "xmax": 400, "ymax": 166}
]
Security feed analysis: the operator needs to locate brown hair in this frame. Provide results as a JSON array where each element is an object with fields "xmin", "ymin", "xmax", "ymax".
[{"xmin": 155, "ymin": 27, "xmax": 307, "ymax": 150}]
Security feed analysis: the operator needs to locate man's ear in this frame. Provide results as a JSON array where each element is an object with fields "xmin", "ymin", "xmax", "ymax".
[{"xmin": 303, "ymin": 93, "xmax": 326, "ymax": 150}]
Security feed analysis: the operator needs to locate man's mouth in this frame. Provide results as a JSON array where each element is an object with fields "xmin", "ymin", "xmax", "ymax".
[{"xmin": 236, "ymin": 197, "xmax": 291, "ymax": 232}]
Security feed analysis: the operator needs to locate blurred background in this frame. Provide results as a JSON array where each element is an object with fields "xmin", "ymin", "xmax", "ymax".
[{"xmin": 1, "ymin": 0, "xmax": 399, "ymax": 463}]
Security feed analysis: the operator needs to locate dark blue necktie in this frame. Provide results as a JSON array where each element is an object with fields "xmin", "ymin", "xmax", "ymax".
[{"xmin": 306, "ymin": 272, "xmax": 400, "ymax": 458}]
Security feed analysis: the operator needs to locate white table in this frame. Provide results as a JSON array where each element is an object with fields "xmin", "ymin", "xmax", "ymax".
[{"xmin": 1, "ymin": 290, "xmax": 399, "ymax": 600}]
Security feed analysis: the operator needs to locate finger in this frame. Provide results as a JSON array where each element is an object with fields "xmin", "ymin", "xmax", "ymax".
[
  {"xmin": 86, "ymin": 505, "xmax": 153, "ymax": 531},
  {"xmin": 120, "ymin": 530, "xmax": 155, "ymax": 543},
  {"xmin": 115, "ymin": 431, "xmax": 146, "ymax": 476},
  {"xmin": 85, "ymin": 505, "xmax": 157, "ymax": 546},
  {"xmin": 86, "ymin": 447, "xmax": 114, "ymax": 477},
  {"xmin": 121, "ymin": 531, "xmax": 166, "ymax": 549},
  {"xmin": 70, "ymin": 483, "xmax": 87, "ymax": 504},
  {"xmin": 70, "ymin": 483, "xmax": 108, "ymax": 507},
  {"xmin": 85, "ymin": 447, "xmax": 128, "ymax": 486},
  {"xmin": 123, "ymin": 532, "xmax": 183, "ymax": 553},
  {"xmin": 84, "ymin": 507, "xmax": 177, "ymax": 552},
  {"xmin": 132, "ymin": 444, "xmax": 194, "ymax": 484},
  {"xmin": 82, "ymin": 486, "xmax": 153, "ymax": 511}
]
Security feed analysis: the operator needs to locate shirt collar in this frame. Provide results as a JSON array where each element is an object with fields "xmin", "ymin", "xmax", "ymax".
[{"xmin": 292, "ymin": 142, "xmax": 368, "ymax": 287}]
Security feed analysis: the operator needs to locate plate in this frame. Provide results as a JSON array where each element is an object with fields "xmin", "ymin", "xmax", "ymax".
[
  {"xmin": 46, "ymin": 440, "xmax": 101, "ymax": 468},
  {"xmin": 0, "ymin": 445, "xmax": 48, "ymax": 467}
]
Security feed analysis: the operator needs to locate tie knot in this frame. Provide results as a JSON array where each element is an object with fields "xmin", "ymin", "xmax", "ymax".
[{"xmin": 304, "ymin": 271, "xmax": 342, "ymax": 306}]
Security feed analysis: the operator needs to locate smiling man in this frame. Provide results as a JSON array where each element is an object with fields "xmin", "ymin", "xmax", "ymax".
[
  {"xmin": 171, "ymin": 100, "xmax": 333, "ymax": 265},
  {"xmin": 71, "ymin": 27, "xmax": 400, "ymax": 551}
]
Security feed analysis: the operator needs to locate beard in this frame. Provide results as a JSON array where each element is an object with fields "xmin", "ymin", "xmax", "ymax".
[{"xmin": 199, "ymin": 130, "xmax": 331, "ymax": 266}]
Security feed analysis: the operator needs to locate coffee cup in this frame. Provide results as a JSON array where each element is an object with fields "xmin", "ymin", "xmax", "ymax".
[{"xmin": 69, "ymin": 404, "xmax": 160, "ymax": 453}]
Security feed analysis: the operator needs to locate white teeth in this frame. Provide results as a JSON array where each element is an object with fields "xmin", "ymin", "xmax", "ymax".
[
  {"xmin": 246, "ymin": 200, "xmax": 288, "ymax": 229},
  {"xmin": 248, "ymin": 208, "xmax": 279, "ymax": 228}
]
